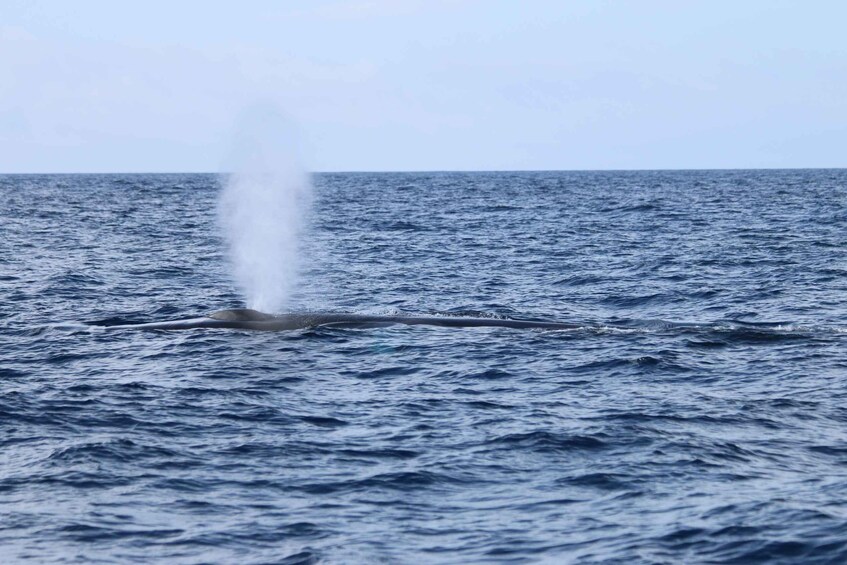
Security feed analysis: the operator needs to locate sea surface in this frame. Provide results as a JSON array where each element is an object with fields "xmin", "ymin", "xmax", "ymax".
[{"xmin": 1, "ymin": 170, "xmax": 847, "ymax": 564}]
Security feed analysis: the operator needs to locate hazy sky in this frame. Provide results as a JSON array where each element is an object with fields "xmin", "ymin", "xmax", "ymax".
[{"xmin": 2, "ymin": 0, "xmax": 845, "ymax": 173}]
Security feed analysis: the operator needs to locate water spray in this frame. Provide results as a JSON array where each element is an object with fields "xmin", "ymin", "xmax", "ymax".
[{"xmin": 218, "ymin": 107, "xmax": 312, "ymax": 313}]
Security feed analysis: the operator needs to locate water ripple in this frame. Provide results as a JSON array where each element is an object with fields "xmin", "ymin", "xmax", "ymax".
[{"xmin": 2, "ymin": 170, "xmax": 847, "ymax": 563}]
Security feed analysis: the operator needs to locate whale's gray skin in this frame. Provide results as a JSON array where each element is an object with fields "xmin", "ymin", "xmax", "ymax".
[{"xmin": 103, "ymin": 308, "xmax": 582, "ymax": 332}]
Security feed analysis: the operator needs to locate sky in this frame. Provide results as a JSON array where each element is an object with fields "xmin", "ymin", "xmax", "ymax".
[{"xmin": 1, "ymin": 0, "xmax": 845, "ymax": 173}]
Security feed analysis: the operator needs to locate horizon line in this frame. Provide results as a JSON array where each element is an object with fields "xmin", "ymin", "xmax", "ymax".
[{"xmin": 1, "ymin": 166, "xmax": 845, "ymax": 175}]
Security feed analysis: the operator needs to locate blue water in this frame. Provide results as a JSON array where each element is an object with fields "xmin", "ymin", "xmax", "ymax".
[{"xmin": 2, "ymin": 170, "xmax": 847, "ymax": 563}]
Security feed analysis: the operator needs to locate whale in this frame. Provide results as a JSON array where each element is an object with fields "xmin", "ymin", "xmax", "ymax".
[{"xmin": 100, "ymin": 308, "xmax": 582, "ymax": 332}]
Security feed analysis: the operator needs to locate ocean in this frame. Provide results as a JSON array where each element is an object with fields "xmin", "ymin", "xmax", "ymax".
[{"xmin": 1, "ymin": 170, "xmax": 846, "ymax": 563}]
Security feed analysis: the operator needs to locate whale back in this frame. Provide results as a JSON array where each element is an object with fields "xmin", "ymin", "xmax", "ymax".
[
  {"xmin": 105, "ymin": 310, "xmax": 582, "ymax": 331},
  {"xmin": 208, "ymin": 308, "xmax": 276, "ymax": 322}
]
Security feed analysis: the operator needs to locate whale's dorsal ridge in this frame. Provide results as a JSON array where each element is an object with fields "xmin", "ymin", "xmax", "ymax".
[
  {"xmin": 107, "ymin": 309, "xmax": 581, "ymax": 331},
  {"xmin": 208, "ymin": 308, "xmax": 276, "ymax": 322}
]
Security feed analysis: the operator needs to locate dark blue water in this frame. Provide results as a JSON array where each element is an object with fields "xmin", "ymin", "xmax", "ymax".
[{"xmin": 2, "ymin": 170, "xmax": 847, "ymax": 563}]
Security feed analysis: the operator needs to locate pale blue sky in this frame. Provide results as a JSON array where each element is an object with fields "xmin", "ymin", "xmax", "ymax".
[{"xmin": 2, "ymin": 0, "xmax": 845, "ymax": 173}]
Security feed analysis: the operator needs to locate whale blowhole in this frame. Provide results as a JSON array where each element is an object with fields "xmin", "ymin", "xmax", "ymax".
[{"xmin": 208, "ymin": 308, "xmax": 276, "ymax": 322}]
